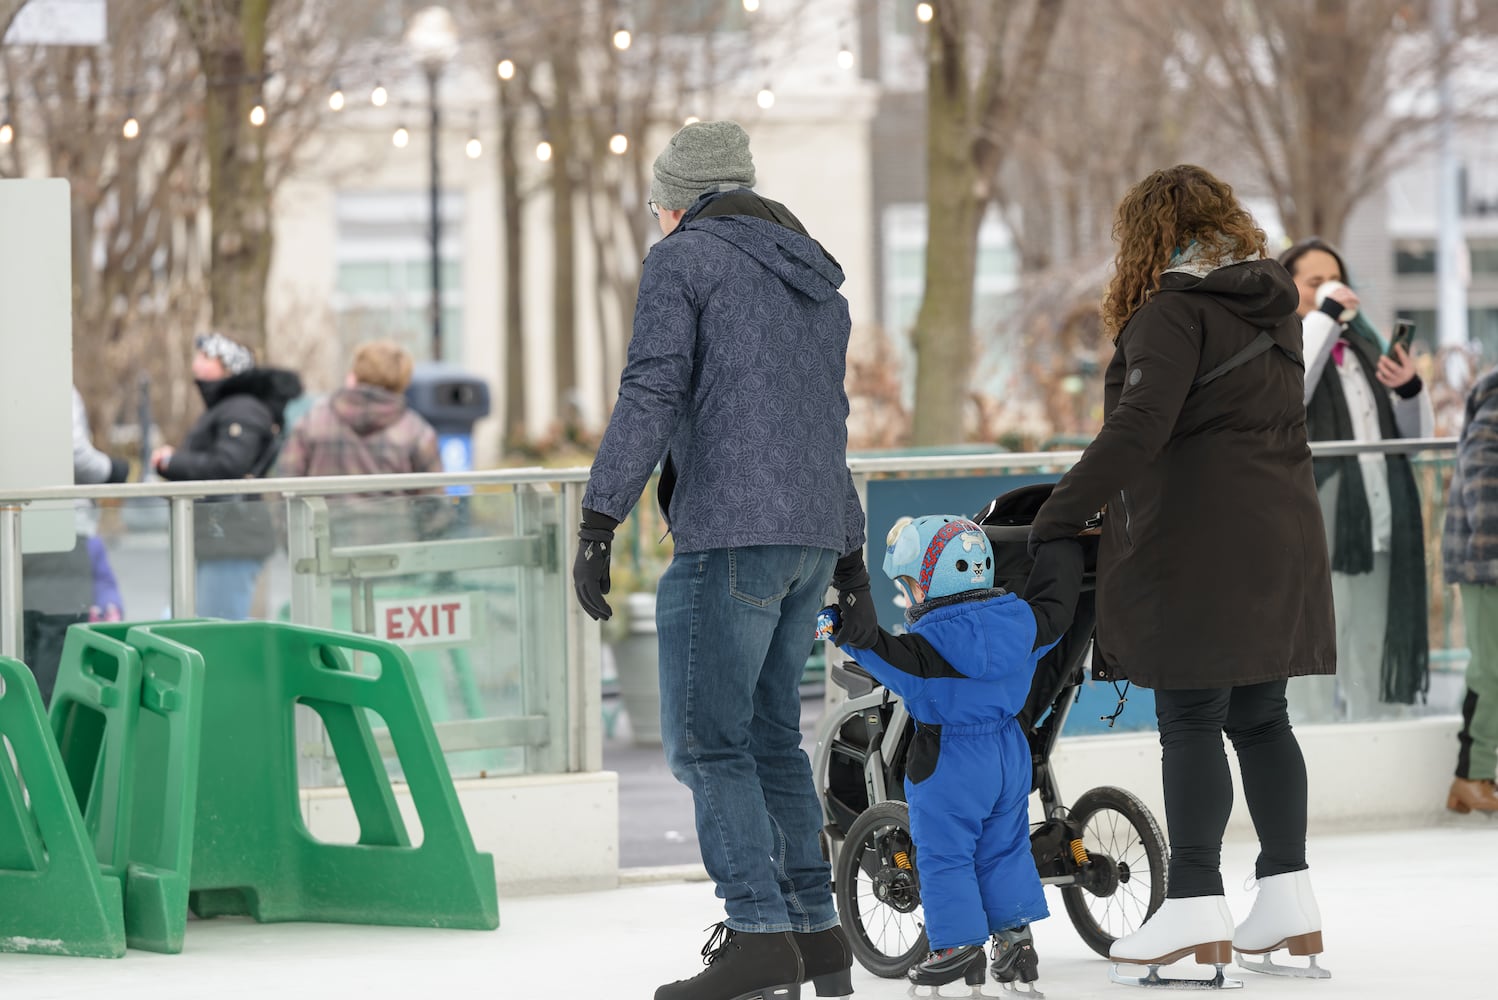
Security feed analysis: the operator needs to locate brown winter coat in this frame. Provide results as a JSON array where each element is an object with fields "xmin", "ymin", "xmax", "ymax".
[{"xmin": 1030, "ymin": 259, "xmax": 1335, "ymax": 690}]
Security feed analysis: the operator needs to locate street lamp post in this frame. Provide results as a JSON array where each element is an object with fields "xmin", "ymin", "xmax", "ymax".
[{"xmin": 405, "ymin": 6, "xmax": 459, "ymax": 363}]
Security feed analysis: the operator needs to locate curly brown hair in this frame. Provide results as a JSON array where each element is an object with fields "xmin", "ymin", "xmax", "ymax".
[{"xmin": 1102, "ymin": 164, "xmax": 1267, "ymax": 339}]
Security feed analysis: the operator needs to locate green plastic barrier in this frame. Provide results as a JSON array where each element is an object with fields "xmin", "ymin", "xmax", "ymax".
[
  {"xmin": 0, "ymin": 656, "xmax": 126, "ymax": 958},
  {"xmin": 131, "ymin": 621, "xmax": 498, "ymax": 931},
  {"xmin": 49, "ymin": 621, "xmax": 207, "ymax": 954}
]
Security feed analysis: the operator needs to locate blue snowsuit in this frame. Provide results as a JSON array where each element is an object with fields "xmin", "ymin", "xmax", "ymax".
[{"xmin": 844, "ymin": 541, "xmax": 1083, "ymax": 949}]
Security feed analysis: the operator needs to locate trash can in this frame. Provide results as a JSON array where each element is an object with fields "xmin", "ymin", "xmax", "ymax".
[{"xmin": 406, "ymin": 363, "xmax": 491, "ymax": 495}]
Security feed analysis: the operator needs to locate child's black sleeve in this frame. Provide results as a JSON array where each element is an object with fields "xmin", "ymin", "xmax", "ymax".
[{"xmin": 1024, "ymin": 538, "xmax": 1085, "ymax": 651}]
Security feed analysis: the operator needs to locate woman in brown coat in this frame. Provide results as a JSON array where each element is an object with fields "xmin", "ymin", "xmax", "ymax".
[{"xmin": 1030, "ymin": 165, "xmax": 1335, "ymax": 984}]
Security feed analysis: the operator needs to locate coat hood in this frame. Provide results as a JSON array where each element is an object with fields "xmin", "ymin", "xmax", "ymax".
[
  {"xmin": 1159, "ymin": 259, "xmax": 1301, "ymax": 349},
  {"xmin": 331, "ymin": 384, "xmax": 409, "ymax": 436},
  {"xmin": 198, "ymin": 367, "xmax": 304, "ymax": 424},
  {"xmin": 677, "ymin": 192, "xmax": 845, "ymax": 302}
]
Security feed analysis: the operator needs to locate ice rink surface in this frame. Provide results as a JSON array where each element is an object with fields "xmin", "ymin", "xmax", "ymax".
[{"xmin": 3, "ymin": 822, "xmax": 1491, "ymax": 1000}]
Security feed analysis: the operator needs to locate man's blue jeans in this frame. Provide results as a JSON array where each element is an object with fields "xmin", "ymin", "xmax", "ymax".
[{"xmin": 656, "ymin": 545, "xmax": 839, "ymax": 933}]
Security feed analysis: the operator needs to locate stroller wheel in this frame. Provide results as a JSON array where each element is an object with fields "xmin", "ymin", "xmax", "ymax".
[
  {"xmin": 833, "ymin": 800, "xmax": 928, "ymax": 978},
  {"xmin": 1059, "ymin": 785, "xmax": 1168, "ymax": 958}
]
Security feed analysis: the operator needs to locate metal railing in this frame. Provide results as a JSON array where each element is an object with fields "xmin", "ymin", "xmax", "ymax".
[{"xmin": 0, "ymin": 437, "xmax": 1466, "ymax": 775}]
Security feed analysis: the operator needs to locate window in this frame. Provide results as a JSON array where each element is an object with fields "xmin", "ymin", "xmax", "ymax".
[
  {"xmin": 334, "ymin": 191, "xmax": 464, "ymax": 364},
  {"xmin": 1394, "ymin": 242, "xmax": 1437, "ymax": 275}
]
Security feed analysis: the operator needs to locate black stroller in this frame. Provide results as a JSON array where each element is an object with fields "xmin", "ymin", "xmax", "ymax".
[{"xmin": 810, "ymin": 483, "xmax": 1167, "ymax": 977}]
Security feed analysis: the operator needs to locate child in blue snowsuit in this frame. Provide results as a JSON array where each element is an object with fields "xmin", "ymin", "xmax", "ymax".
[{"xmin": 837, "ymin": 514, "xmax": 1083, "ymax": 995}]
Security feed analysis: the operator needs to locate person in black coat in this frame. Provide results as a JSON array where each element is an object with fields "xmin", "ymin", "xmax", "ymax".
[
  {"xmin": 152, "ymin": 332, "xmax": 301, "ymax": 619},
  {"xmin": 1030, "ymin": 165, "xmax": 1334, "ymax": 984}
]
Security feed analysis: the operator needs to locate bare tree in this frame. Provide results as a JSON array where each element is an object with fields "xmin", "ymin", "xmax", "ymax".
[
  {"xmin": 909, "ymin": 0, "xmax": 1065, "ymax": 446},
  {"xmin": 1150, "ymin": 0, "xmax": 1498, "ymax": 244}
]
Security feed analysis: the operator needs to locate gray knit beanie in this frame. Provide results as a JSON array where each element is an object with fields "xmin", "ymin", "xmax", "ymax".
[{"xmin": 649, "ymin": 120, "xmax": 756, "ymax": 210}]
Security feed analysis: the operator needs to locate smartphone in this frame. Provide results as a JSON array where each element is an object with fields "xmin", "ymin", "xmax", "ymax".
[{"xmin": 1387, "ymin": 319, "xmax": 1415, "ymax": 358}]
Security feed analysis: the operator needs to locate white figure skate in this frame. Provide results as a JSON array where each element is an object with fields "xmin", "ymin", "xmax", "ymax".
[
  {"xmin": 1233, "ymin": 870, "xmax": 1330, "ymax": 979},
  {"xmin": 1108, "ymin": 896, "xmax": 1243, "ymax": 990}
]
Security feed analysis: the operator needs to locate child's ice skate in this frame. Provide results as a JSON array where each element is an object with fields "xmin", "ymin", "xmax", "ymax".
[
  {"xmin": 1233, "ymin": 870, "xmax": 1331, "ymax": 979},
  {"xmin": 1108, "ymin": 896, "xmax": 1242, "ymax": 990},
  {"xmin": 906, "ymin": 945, "xmax": 985, "ymax": 998},
  {"xmin": 990, "ymin": 925, "xmax": 1042, "ymax": 997}
]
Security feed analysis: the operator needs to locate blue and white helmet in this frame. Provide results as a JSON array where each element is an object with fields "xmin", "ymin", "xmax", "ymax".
[{"xmin": 882, "ymin": 514, "xmax": 994, "ymax": 602}]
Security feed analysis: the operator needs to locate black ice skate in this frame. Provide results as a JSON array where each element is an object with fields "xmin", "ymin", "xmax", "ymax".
[
  {"xmin": 906, "ymin": 944, "xmax": 985, "ymax": 998},
  {"xmin": 654, "ymin": 924, "xmax": 803, "ymax": 1000},
  {"xmin": 990, "ymin": 926, "xmax": 1043, "ymax": 997},
  {"xmin": 793, "ymin": 925, "xmax": 854, "ymax": 999}
]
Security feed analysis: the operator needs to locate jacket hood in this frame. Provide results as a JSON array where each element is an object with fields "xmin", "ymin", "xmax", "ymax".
[
  {"xmin": 198, "ymin": 367, "xmax": 304, "ymax": 424},
  {"xmin": 1159, "ymin": 259, "xmax": 1300, "ymax": 348},
  {"xmin": 678, "ymin": 195, "xmax": 845, "ymax": 303},
  {"xmin": 331, "ymin": 385, "xmax": 409, "ymax": 436},
  {"xmin": 909, "ymin": 590, "xmax": 1031, "ymax": 681}
]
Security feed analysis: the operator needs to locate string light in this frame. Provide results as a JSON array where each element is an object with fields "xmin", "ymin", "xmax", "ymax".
[
  {"xmin": 612, "ymin": 26, "xmax": 632, "ymax": 51},
  {"xmin": 743, "ymin": 0, "xmax": 760, "ymax": 12},
  {"xmin": 837, "ymin": 44, "xmax": 855, "ymax": 70},
  {"xmin": 371, "ymin": 83, "xmax": 389, "ymax": 107},
  {"xmin": 496, "ymin": 59, "xmax": 515, "ymax": 80},
  {"xmin": 0, "ymin": 121, "xmax": 13, "ymax": 144},
  {"xmin": 608, "ymin": 132, "xmax": 628, "ymax": 155},
  {"xmin": 535, "ymin": 139, "xmax": 553, "ymax": 161},
  {"xmin": 756, "ymin": 83, "xmax": 775, "ymax": 110},
  {"xmin": 122, "ymin": 114, "xmax": 140, "ymax": 139},
  {"xmin": 684, "ymin": 115, "xmax": 701, "ymax": 125},
  {"xmin": 328, "ymin": 83, "xmax": 345, "ymax": 111},
  {"xmin": 916, "ymin": 3, "xmax": 934, "ymax": 23},
  {"xmin": 248, "ymin": 103, "xmax": 267, "ymax": 126},
  {"xmin": 466, "ymin": 135, "xmax": 482, "ymax": 158},
  {"xmin": 392, "ymin": 125, "xmax": 410, "ymax": 148}
]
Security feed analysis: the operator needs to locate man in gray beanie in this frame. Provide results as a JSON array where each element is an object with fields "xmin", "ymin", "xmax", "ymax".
[{"xmin": 575, "ymin": 121, "xmax": 872, "ymax": 1000}]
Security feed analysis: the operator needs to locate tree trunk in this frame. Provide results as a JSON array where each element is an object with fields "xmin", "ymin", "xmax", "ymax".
[
  {"xmin": 498, "ymin": 76, "xmax": 526, "ymax": 449},
  {"xmin": 182, "ymin": 0, "xmax": 274, "ymax": 357},
  {"xmin": 550, "ymin": 46, "xmax": 579, "ymax": 437},
  {"xmin": 910, "ymin": 12, "xmax": 983, "ymax": 446}
]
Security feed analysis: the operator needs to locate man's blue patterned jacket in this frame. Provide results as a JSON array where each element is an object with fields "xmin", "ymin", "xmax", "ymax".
[{"xmin": 583, "ymin": 189, "xmax": 865, "ymax": 556}]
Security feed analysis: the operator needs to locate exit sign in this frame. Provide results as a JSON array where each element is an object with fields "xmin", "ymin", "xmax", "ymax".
[{"xmin": 373, "ymin": 593, "xmax": 473, "ymax": 648}]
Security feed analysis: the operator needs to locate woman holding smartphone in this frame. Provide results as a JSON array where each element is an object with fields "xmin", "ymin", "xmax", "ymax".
[{"xmin": 1279, "ymin": 238, "xmax": 1434, "ymax": 724}]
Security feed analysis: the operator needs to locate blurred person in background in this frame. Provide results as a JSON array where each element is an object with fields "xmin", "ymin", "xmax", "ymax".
[
  {"xmin": 152, "ymin": 332, "xmax": 302, "ymax": 620},
  {"xmin": 21, "ymin": 387, "xmax": 131, "ymax": 702},
  {"xmin": 277, "ymin": 339, "xmax": 447, "ymax": 542},
  {"xmin": 1280, "ymin": 238, "xmax": 1433, "ymax": 723},
  {"xmin": 1441, "ymin": 361, "xmax": 1498, "ymax": 813},
  {"xmin": 1030, "ymin": 165, "xmax": 1334, "ymax": 982}
]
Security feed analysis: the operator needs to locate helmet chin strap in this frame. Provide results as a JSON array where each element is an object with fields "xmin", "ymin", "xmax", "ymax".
[{"xmin": 894, "ymin": 577, "xmax": 925, "ymax": 606}]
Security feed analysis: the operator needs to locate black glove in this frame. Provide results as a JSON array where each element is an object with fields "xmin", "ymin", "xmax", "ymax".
[
  {"xmin": 830, "ymin": 549, "xmax": 879, "ymax": 650},
  {"xmin": 107, "ymin": 456, "xmax": 130, "ymax": 484},
  {"xmin": 573, "ymin": 508, "xmax": 620, "ymax": 622}
]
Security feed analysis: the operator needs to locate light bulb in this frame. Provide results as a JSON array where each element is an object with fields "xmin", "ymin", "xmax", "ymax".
[
  {"xmin": 756, "ymin": 85, "xmax": 775, "ymax": 110},
  {"xmin": 123, "ymin": 116, "xmax": 140, "ymax": 139},
  {"xmin": 684, "ymin": 115, "xmax": 701, "ymax": 125},
  {"xmin": 466, "ymin": 136, "xmax": 482, "ymax": 159},
  {"xmin": 371, "ymin": 84, "xmax": 388, "ymax": 107},
  {"xmin": 1, "ymin": 122, "xmax": 15, "ymax": 144},
  {"xmin": 743, "ymin": 0, "xmax": 760, "ymax": 11},
  {"xmin": 837, "ymin": 46, "xmax": 855, "ymax": 70},
  {"xmin": 609, "ymin": 132, "xmax": 628, "ymax": 155},
  {"xmin": 916, "ymin": 3, "xmax": 934, "ymax": 23},
  {"xmin": 536, "ymin": 140, "xmax": 553, "ymax": 161},
  {"xmin": 612, "ymin": 28, "xmax": 632, "ymax": 51},
  {"xmin": 249, "ymin": 104, "xmax": 267, "ymax": 126},
  {"xmin": 496, "ymin": 59, "xmax": 515, "ymax": 81},
  {"xmin": 393, "ymin": 126, "xmax": 410, "ymax": 148},
  {"xmin": 328, "ymin": 88, "xmax": 345, "ymax": 111}
]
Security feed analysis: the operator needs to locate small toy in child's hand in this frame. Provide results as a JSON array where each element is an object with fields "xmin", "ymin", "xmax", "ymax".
[{"xmin": 815, "ymin": 605, "xmax": 841, "ymax": 641}]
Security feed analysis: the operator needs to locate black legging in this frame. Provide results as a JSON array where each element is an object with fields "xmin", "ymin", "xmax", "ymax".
[{"xmin": 1153, "ymin": 679, "xmax": 1309, "ymax": 898}]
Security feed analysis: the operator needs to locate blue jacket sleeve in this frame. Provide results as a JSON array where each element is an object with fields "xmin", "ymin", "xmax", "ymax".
[
  {"xmin": 844, "ymin": 627, "xmax": 963, "ymax": 701},
  {"xmin": 582, "ymin": 242, "xmax": 699, "ymax": 521}
]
